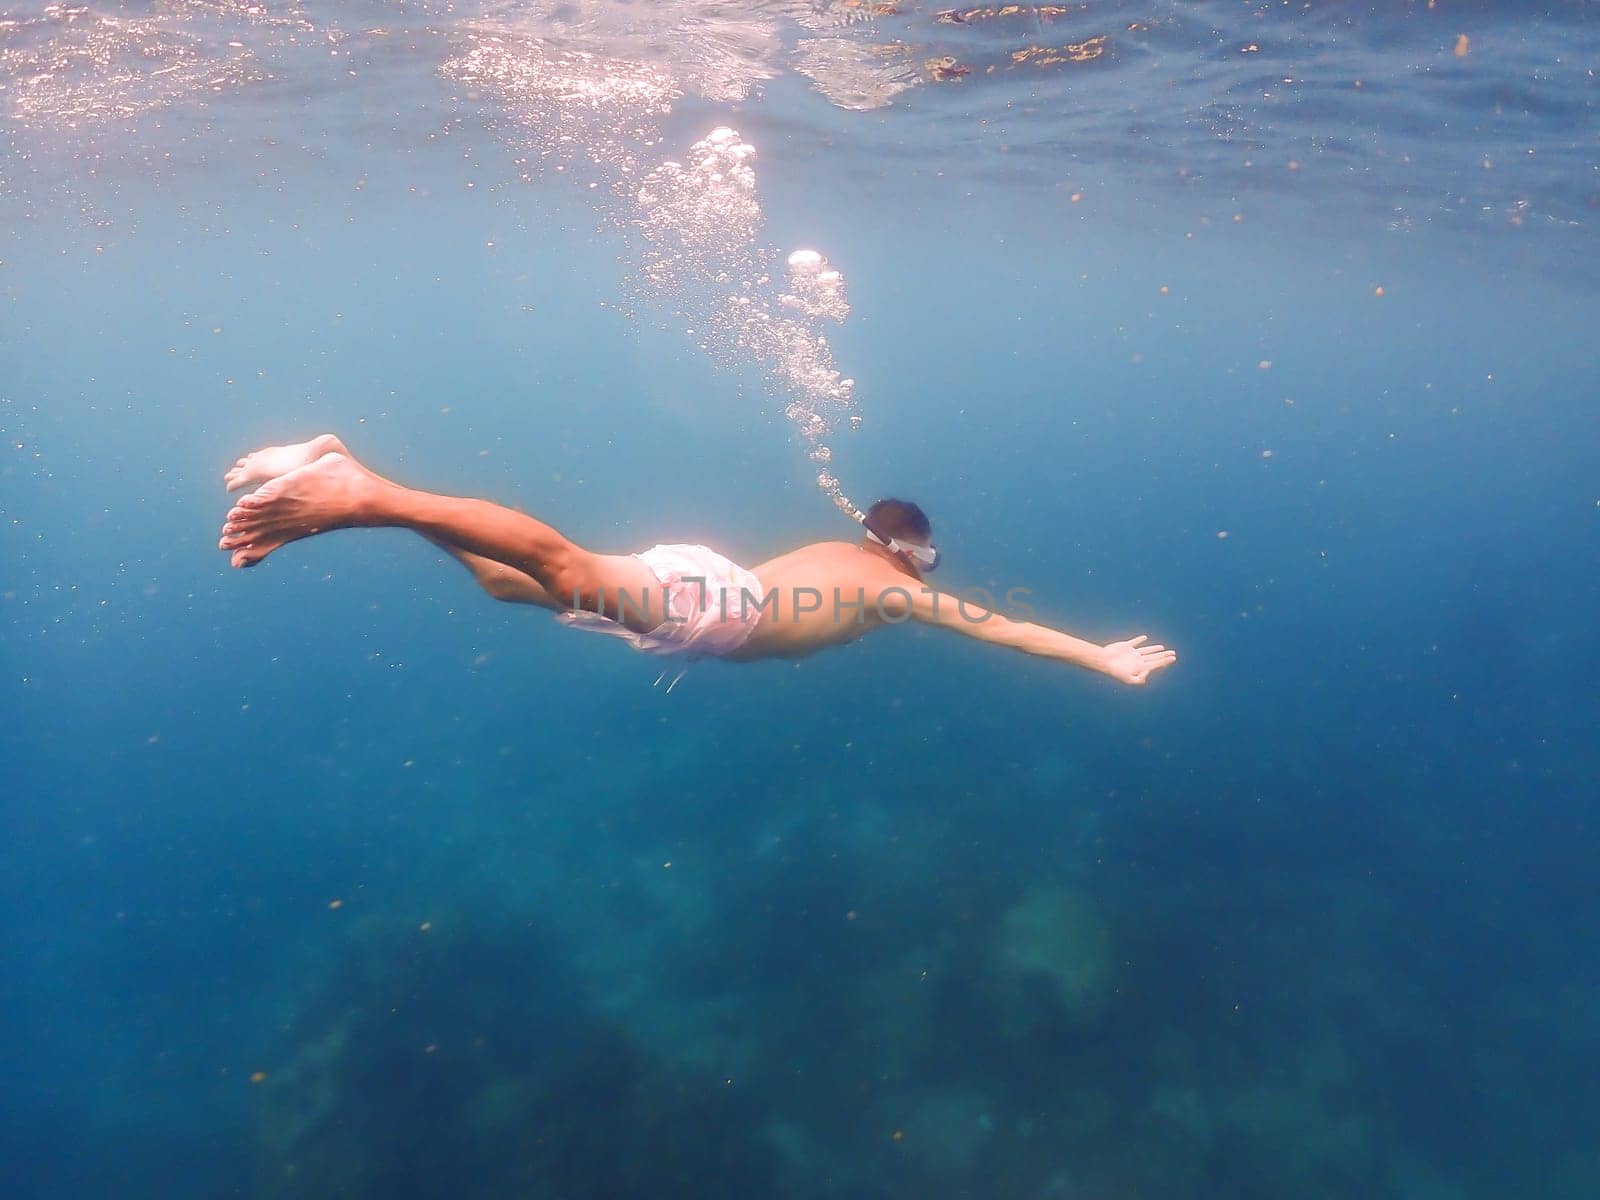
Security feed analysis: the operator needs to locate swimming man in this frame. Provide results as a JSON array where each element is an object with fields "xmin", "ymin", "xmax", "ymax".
[{"xmin": 218, "ymin": 435, "xmax": 1176, "ymax": 685}]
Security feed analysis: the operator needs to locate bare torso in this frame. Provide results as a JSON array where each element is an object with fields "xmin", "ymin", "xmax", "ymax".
[{"xmin": 726, "ymin": 540, "xmax": 919, "ymax": 661}]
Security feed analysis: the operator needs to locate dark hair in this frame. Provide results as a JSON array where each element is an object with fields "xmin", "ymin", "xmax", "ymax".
[{"xmin": 864, "ymin": 498, "xmax": 931, "ymax": 544}]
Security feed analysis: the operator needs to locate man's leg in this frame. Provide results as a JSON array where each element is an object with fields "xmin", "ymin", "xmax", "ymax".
[
  {"xmin": 218, "ymin": 437, "xmax": 663, "ymax": 630},
  {"xmin": 423, "ymin": 534, "xmax": 559, "ymax": 609},
  {"xmin": 226, "ymin": 435, "xmax": 558, "ymax": 609}
]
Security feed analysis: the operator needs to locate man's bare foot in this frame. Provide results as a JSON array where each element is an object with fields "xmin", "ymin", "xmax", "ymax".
[
  {"xmin": 218, "ymin": 452, "xmax": 384, "ymax": 567},
  {"xmin": 224, "ymin": 433, "xmax": 349, "ymax": 493}
]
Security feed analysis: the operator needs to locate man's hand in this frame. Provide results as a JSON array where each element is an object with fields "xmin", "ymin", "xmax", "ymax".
[{"xmin": 1099, "ymin": 635, "xmax": 1177, "ymax": 685}]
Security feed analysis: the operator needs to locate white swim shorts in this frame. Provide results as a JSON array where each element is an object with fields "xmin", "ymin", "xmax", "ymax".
[{"xmin": 554, "ymin": 543, "xmax": 765, "ymax": 659}]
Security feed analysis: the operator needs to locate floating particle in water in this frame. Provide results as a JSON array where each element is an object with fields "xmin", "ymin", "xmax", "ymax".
[
  {"xmin": 1216, "ymin": 530, "xmax": 1230, "ymax": 539},
  {"xmin": 1374, "ymin": 286, "xmax": 1385, "ymax": 297},
  {"xmin": 328, "ymin": 898, "xmax": 343, "ymax": 910},
  {"xmin": 1258, "ymin": 359, "xmax": 1272, "ymax": 370},
  {"xmin": 1010, "ymin": 36, "xmax": 1108, "ymax": 68},
  {"xmin": 1454, "ymin": 34, "xmax": 1471, "ymax": 58},
  {"xmin": 830, "ymin": 0, "xmax": 901, "ymax": 20},
  {"xmin": 937, "ymin": 6, "xmax": 1076, "ymax": 25},
  {"xmin": 249, "ymin": 1071, "xmax": 266, "ymax": 1084}
]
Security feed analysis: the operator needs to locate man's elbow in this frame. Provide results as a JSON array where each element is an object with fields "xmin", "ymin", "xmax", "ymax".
[{"xmin": 480, "ymin": 569, "xmax": 536, "ymax": 603}]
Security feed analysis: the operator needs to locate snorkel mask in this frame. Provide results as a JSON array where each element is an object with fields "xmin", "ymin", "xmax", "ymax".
[{"xmin": 851, "ymin": 505, "xmax": 941, "ymax": 573}]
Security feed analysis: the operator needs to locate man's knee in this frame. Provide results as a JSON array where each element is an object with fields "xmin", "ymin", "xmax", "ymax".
[
  {"xmin": 479, "ymin": 568, "xmax": 528, "ymax": 603},
  {"xmin": 544, "ymin": 546, "xmax": 601, "ymax": 609}
]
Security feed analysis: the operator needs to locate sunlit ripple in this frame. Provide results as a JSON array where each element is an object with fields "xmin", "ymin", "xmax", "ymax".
[
  {"xmin": 443, "ymin": 30, "xmax": 680, "ymax": 179},
  {"xmin": 0, "ymin": 5, "xmax": 262, "ymax": 128},
  {"xmin": 5, "ymin": 0, "xmax": 1593, "ymax": 238},
  {"xmin": 791, "ymin": 37, "xmax": 920, "ymax": 112}
]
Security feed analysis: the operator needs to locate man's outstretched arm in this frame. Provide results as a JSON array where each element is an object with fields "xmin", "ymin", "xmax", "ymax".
[{"xmin": 899, "ymin": 585, "xmax": 1177, "ymax": 685}]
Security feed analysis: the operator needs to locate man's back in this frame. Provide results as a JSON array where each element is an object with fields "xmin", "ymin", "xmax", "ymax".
[{"xmin": 733, "ymin": 540, "xmax": 906, "ymax": 660}]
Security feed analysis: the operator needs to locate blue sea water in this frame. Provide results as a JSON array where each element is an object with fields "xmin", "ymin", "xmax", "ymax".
[{"xmin": 1, "ymin": 2, "xmax": 1597, "ymax": 1196}]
